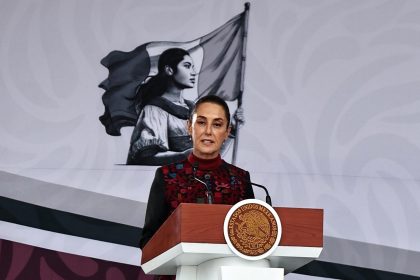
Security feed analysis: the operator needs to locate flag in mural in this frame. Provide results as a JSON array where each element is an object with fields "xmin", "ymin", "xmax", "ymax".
[{"xmin": 99, "ymin": 10, "xmax": 248, "ymax": 137}]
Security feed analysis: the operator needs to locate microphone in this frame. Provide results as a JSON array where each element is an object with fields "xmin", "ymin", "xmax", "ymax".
[
  {"xmin": 249, "ymin": 182, "xmax": 272, "ymax": 206},
  {"xmin": 192, "ymin": 162, "xmax": 214, "ymax": 204},
  {"xmin": 221, "ymin": 162, "xmax": 272, "ymax": 206}
]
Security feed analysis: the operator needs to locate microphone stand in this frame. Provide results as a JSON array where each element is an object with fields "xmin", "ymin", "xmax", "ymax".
[
  {"xmin": 193, "ymin": 163, "xmax": 213, "ymax": 204},
  {"xmin": 250, "ymin": 182, "xmax": 272, "ymax": 206},
  {"xmin": 193, "ymin": 177, "xmax": 214, "ymax": 204}
]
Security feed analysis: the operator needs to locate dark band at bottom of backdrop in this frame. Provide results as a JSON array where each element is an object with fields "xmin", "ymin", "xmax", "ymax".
[{"xmin": 1, "ymin": 196, "xmax": 418, "ymax": 280}]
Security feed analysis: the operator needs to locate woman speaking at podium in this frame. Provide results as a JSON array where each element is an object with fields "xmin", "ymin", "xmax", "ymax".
[{"xmin": 139, "ymin": 96, "xmax": 255, "ymax": 278}]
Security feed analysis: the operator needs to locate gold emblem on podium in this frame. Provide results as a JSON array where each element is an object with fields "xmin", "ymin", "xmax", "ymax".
[{"xmin": 224, "ymin": 199, "xmax": 282, "ymax": 260}]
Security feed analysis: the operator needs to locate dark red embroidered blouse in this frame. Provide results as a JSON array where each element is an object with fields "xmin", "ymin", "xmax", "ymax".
[{"xmin": 139, "ymin": 153, "xmax": 255, "ymax": 250}]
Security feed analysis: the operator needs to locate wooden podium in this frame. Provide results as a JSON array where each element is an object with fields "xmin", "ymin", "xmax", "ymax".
[{"xmin": 141, "ymin": 203, "xmax": 323, "ymax": 280}]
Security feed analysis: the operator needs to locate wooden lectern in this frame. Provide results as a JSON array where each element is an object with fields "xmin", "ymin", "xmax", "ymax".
[{"xmin": 141, "ymin": 203, "xmax": 323, "ymax": 280}]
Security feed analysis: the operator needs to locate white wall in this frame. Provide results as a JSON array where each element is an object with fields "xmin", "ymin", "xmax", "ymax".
[{"xmin": 1, "ymin": 0, "xmax": 420, "ymax": 276}]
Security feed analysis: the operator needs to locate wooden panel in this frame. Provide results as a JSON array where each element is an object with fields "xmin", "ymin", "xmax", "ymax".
[
  {"xmin": 141, "ymin": 203, "xmax": 323, "ymax": 264},
  {"xmin": 141, "ymin": 205, "xmax": 182, "ymax": 265},
  {"xmin": 276, "ymin": 207, "xmax": 323, "ymax": 247},
  {"xmin": 180, "ymin": 204, "xmax": 230, "ymax": 243}
]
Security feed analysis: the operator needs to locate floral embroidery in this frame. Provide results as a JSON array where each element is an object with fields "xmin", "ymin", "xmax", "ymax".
[{"xmin": 161, "ymin": 160, "xmax": 249, "ymax": 214}]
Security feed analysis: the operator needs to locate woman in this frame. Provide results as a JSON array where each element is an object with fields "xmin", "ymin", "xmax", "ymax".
[
  {"xmin": 139, "ymin": 95, "xmax": 254, "ymax": 258},
  {"xmin": 127, "ymin": 48, "xmax": 196, "ymax": 165},
  {"xmin": 126, "ymin": 48, "xmax": 242, "ymax": 165}
]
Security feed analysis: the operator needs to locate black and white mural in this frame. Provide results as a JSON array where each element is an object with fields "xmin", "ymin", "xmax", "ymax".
[
  {"xmin": 1, "ymin": 1, "xmax": 420, "ymax": 279},
  {"xmin": 98, "ymin": 8, "xmax": 248, "ymax": 165}
]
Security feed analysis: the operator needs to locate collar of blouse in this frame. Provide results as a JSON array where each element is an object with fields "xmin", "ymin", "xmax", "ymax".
[{"xmin": 187, "ymin": 153, "xmax": 223, "ymax": 170}]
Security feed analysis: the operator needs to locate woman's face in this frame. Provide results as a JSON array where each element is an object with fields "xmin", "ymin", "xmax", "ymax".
[
  {"xmin": 188, "ymin": 102, "xmax": 231, "ymax": 159},
  {"xmin": 173, "ymin": 55, "xmax": 196, "ymax": 89}
]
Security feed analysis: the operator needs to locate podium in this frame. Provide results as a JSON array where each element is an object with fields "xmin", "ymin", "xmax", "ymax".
[{"xmin": 141, "ymin": 203, "xmax": 323, "ymax": 280}]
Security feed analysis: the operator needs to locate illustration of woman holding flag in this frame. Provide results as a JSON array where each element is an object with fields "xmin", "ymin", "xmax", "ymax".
[
  {"xmin": 99, "ymin": 4, "xmax": 250, "ymax": 166},
  {"xmin": 127, "ymin": 48, "xmax": 243, "ymax": 165},
  {"xmin": 126, "ymin": 48, "xmax": 196, "ymax": 165}
]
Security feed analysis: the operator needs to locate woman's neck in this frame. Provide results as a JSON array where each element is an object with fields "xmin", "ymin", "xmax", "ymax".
[
  {"xmin": 161, "ymin": 84, "xmax": 183, "ymax": 103},
  {"xmin": 187, "ymin": 153, "xmax": 223, "ymax": 170}
]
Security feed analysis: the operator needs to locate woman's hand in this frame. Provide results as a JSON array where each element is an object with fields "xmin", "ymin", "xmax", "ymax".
[
  {"xmin": 232, "ymin": 106, "xmax": 245, "ymax": 127},
  {"xmin": 227, "ymin": 107, "xmax": 245, "ymax": 139}
]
